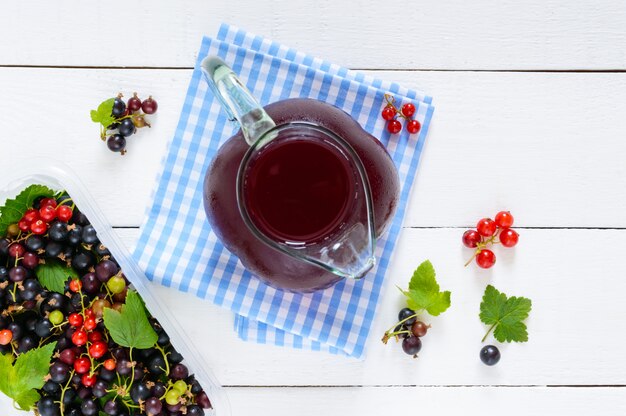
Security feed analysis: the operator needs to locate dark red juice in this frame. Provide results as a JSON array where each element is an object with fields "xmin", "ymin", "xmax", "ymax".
[{"xmin": 243, "ymin": 136, "xmax": 354, "ymax": 243}]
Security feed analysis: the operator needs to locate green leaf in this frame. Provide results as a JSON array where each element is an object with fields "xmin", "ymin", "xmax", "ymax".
[
  {"xmin": 14, "ymin": 390, "xmax": 40, "ymax": 411},
  {"xmin": 35, "ymin": 259, "xmax": 78, "ymax": 294},
  {"xmin": 480, "ymin": 285, "xmax": 532, "ymax": 343},
  {"xmin": 103, "ymin": 290, "xmax": 158, "ymax": 349},
  {"xmin": 0, "ymin": 184, "xmax": 55, "ymax": 237},
  {"xmin": 0, "ymin": 342, "xmax": 56, "ymax": 411},
  {"xmin": 399, "ymin": 260, "xmax": 451, "ymax": 316},
  {"xmin": 90, "ymin": 97, "xmax": 116, "ymax": 128}
]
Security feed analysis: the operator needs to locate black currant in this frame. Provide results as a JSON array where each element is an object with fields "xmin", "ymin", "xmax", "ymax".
[
  {"xmin": 480, "ymin": 345, "xmax": 501, "ymax": 366},
  {"xmin": 402, "ymin": 336, "xmax": 422, "ymax": 356},
  {"xmin": 118, "ymin": 118, "xmax": 136, "ymax": 137},
  {"xmin": 37, "ymin": 396, "xmax": 61, "ymax": 416},
  {"xmin": 130, "ymin": 382, "xmax": 151, "ymax": 403},
  {"xmin": 48, "ymin": 221, "xmax": 69, "ymax": 242},
  {"xmin": 25, "ymin": 235, "xmax": 45, "ymax": 252},
  {"xmin": 398, "ymin": 307, "xmax": 416, "ymax": 326},
  {"xmin": 107, "ymin": 134, "xmax": 127, "ymax": 153},
  {"xmin": 81, "ymin": 225, "xmax": 99, "ymax": 245},
  {"xmin": 112, "ymin": 97, "xmax": 126, "ymax": 118}
]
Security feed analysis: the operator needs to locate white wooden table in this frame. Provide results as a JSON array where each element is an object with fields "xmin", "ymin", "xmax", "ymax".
[{"xmin": 2, "ymin": 1, "xmax": 626, "ymax": 414}]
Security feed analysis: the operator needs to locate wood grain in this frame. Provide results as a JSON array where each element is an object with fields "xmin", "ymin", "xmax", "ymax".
[
  {"xmin": 2, "ymin": 1, "xmax": 626, "ymax": 70},
  {"xmin": 1, "ymin": 68, "xmax": 625, "ymax": 227},
  {"xmin": 111, "ymin": 227, "xmax": 626, "ymax": 386}
]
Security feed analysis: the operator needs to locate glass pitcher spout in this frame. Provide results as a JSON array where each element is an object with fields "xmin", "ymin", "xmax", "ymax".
[{"xmin": 201, "ymin": 56, "xmax": 377, "ymax": 281}]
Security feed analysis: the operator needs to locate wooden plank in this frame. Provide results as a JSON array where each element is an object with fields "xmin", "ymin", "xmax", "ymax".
[
  {"xmin": 1, "ymin": 68, "xmax": 625, "ymax": 227},
  {"xmin": 113, "ymin": 227, "xmax": 626, "ymax": 386},
  {"xmin": 223, "ymin": 387, "xmax": 626, "ymax": 416},
  {"xmin": 1, "ymin": 1, "xmax": 626, "ymax": 69}
]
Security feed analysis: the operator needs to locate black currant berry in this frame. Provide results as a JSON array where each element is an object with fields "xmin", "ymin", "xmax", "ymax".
[
  {"xmin": 112, "ymin": 97, "xmax": 126, "ymax": 118},
  {"xmin": 480, "ymin": 345, "xmax": 501, "ymax": 366},
  {"xmin": 402, "ymin": 336, "xmax": 422, "ymax": 356}
]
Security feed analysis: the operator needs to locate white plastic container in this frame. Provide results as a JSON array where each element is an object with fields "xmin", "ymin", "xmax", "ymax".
[{"xmin": 0, "ymin": 161, "xmax": 230, "ymax": 415}]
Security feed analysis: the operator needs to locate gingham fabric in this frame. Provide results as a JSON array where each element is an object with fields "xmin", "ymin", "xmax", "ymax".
[{"xmin": 133, "ymin": 24, "xmax": 434, "ymax": 358}]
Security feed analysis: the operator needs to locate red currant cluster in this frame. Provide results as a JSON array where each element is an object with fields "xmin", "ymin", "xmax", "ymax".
[
  {"xmin": 462, "ymin": 211, "xmax": 519, "ymax": 269},
  {"xmin": 381, "ymin": 93, "xmax": 422, "ymax": 134},
  {"xmin": 12, "ymin": 198, "xmax": 73, "ymax": 237}
]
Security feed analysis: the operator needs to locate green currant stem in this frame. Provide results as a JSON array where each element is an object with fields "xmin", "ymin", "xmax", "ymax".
[
  {"xmin": 126, "ymin": 347, "xmax": 135, "ymax": 390},
  {"xmin": 383, "ymin": 312, "xmax": 421, "ymax": 335},
  {"xmin": 154, "ymin": 343, "xmax": 171, "ymax": 376},
  {"xmin": 58, "ymin": 369, "xmax": 75, "ymax": 416},
  {"xmin": 482, "ymin": 323, "xmax": 497, "ymax": 343}
]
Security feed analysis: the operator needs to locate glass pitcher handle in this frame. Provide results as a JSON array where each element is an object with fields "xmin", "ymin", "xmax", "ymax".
[{"xmin": 200, "ymin": 56, "xmax": 276, "ymax": 146}]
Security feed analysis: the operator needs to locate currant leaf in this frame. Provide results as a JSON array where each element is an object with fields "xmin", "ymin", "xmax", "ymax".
[
  {"xmin": 35, "ymin": 259, "xmax": 78, "ymax": 294},
  {"xmin": 90, "ymin": 97, "xmax": 116, "ymax": 128},
  {"xmin": 399, "ymin": 260, "xmax": 451, "ymax": 316},
  {"xmin": 480, "ymin": 285, "xmax": 532, "ymax": 343},
  {"xmin": 103, "ymin": 289, "xmax": 158, "ymax": 349}
]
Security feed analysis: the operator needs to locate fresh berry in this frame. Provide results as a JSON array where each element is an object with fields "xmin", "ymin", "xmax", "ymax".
[
  {"xmin": 480, "ymin": 345, "xmax": 501, "ymax": 366},
  {"xmin": 83, "ymin": 317, "xmax": 97, "ymax": 331},
  {"xmin": 82, "ymin": 373, "xmax": 97, "ymax": 387},
  {"xmin": 499, "ymin": 228, "xmax": 519, "ymax": 247},
  {"xmin": 406, "ymin": 119, "xmax": 421, "ymax": 134},
  {"xmin": 0, "ymin": 329, "xmax": 12, "ymax": 345},
  {"xmin": 398, "ymin": 308, "xmax": 416, "ymax": 326},
  {"xmin": 74, "ymin": 356, "xmax": 91, "ymax": 374},
  {"xmin": 107, "ymin": 275, "xmax": 126, "ymax": 294},
  {"xmin": 476, "ymin": 249, "xmax": 496, "ymax": 269},
  {"xmin": 462, "ymin": 230, "xmax": 482, "ymax": 248},
  {"xmin": 495, "ymin": 211, "xmax": 514, "ymax": 228},
  {"xmin": 59, "ymin": 348, "xmax": 76, "ymax": 365},
  {"xmin": 22, "ymin": 251, "xmax": 39, "ymax": 269},
  {"xmin": 40, "ymin": 198, "xmax": 58, "ymax": 209},
  {"xmin": 387, "ymin": 119, "xmax": 402, "ymax": 134},
  {"xmin": 141, "ymin": 96, "xmax": 158, "ymax": 114},
  {"xmin": 118, "ymin": 118, "xmax": 136, "ymax": 137},
  {"xmin": 69, "ymin": 279, "xmax": 82, "ymax": 293},
  {"xmin": 57, "ymin": 205, "xmax": 73, "ymax": 222},
  {"xmin": 18, "ymin": 219, "xmax": 31, "ymax": 232},
  {"xmin": 165, "ymin": 390, "xmax": 180, "ymax": 406},
  {"xmin": 107, "ymin": 134, "xmax": 127, "ymax": 154},
  {"xmin": 88, "ymin": 330, "xmax": 103, "ymax": 343},
  {"xmin": 39, "ymin": 205, "xmax": 57, "ymax": 222},
  {"xmin": 401, "ymin": 103, "xmax": 416, "ymax": 117},
  {"xmin": 133, "ymin": 115, "xmax": 149, "ymax": 128},
  {"xmin": 112, "ymin": 97, "xmax": 126, "ymax": 118},
  {"xmin": 402, "ymin": 336, "xmax": 422, "ymax": 356},
  {"xmin": 127, "ymin": 93, "xmax": 142, "ymax": 112},
  {"xmin": 89, "ymin": 341, "xmax": 108, "ymax": 359},
  {"xmin": 48, "ymin": 310, "xmax": 64, "ymax": 326},
  {"xmin": 8, "ymin": 243, "xmax": 25, "ymax": 258},
  {"xmin": 72, "ymin": 329, "xmax": 88, "ymax": 346},
  {"xmin": 23, "ymin": 208, "xmax": 39, "ymax": 223},
  {"xmin": 476, "ymin": 218, "xmax": 497, "ymax": 237},
  {"xmin": 411, "ymin": 321, "xmax": 429, "ymax": 337},
  {"xmin": 104, "ymin": 358, "xmax": 116, "ymax": 371},
  {"xmin": 68, "ymin": 313, "xmax": 83, "ymax": 327},
  {"xmin": 30, "ymin": 219, "xmax": 48, "ymax": 235},
  {"xmin": 381, "ymin": 106, "xmax": 396, "ymax": 121}
]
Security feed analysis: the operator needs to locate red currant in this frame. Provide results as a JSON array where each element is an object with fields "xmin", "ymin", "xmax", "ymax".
[
  {"xmin": 40, "ymin": 198, "xmax": 57, "ymax": 209},
  {"xmin": 104, "ymin": 358, "xmax": 116, "ymax": 371},
  {"xmin": 82, "ymin": 374, "xmax": 97, "ymax": 387},
  {"xmin": 84, "ymin": 309, "xmax": 95, "ymax": 319},
  {"xmin": 72, "ymin": 329, "xmax": 88, "ymax": 346},
  {"xmin": 387, "ymin": 119, "xmax": 402, "ymax": 134},
  {"xmin": 499, "ymin": 228, "xmax": 519, "ymax": 247},
  {"xmin": 381, "ymin": 106, "xmax": 396, "ymax": 121},
  {"xmin": 406, "ymin": 119, "xmax": 421, "ymax": 134},
  {"xmin": 23, "ymin": 208, "xmax": 39, "ymax": 223},
  {"xmin": 68, "ymin": 313, "xmax": 83, "ymax": 328},
  {"xmin": 83, "ymin": 317, "xmax": 97, "ymax": 331},
  {"xmin": 18, "ymin": 219, "xmax": 30, "ymax": 232},
  {"xmin": 57, "ymin": 205, "xmax": 73, "ymax": 222},
  {"xmin": 88, "ymin": 331, "xmax": 103, "ymax": 343},
  {"xmin": 30, "ymin": 220, "xmax": 48, "ymax": 235},
  {"xmin": 401, "ymin": 103, "xmax": 416, "ymax": 118},
  {"xmin": 0, "ymin": 329, "xmax": 13, "ymax": 345},
  {"xmin": 8, "ymin": 243, "xmax": 25, "ymax": 258},
  {"xmin": 495, "ymin": 211, "xmax": 514, "ymax": 228},
  {"xmin": 141, "ymin": 96, "xmax": 158, "ymax": 114},
  {"xmin": 462, "ymin": 230, "xmax": 482, "ymax": 248},
  {"xmin": 476, "ymin": 249, "xmax": 496, "ymax": 268},
  {"xmin": 69, "ymin": 279, "xmax": 82, "ymax": 293},
  {"xmin": 476, "ymin": 218, "xmax": 497, "ymax": 237},
  {"xmin": 89, "ymin": 341, "xmax": 108, "ymax": 359},
  {"xmin": 74, "ymin": 356, "xmax": 91, "ymax": 374},
  {"xmin": 39, "ymin": 205, "xmax": 57, "ymax": 223}
]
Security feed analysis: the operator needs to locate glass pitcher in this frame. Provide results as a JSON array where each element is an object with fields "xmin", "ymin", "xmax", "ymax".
[{"xmin": 201, "ymin": 56, "xmax": 400, "ymax": 292}]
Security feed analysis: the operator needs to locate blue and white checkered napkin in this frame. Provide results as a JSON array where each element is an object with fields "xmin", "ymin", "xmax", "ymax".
[{"xmin": 133, "ymin": 24, "xmax": 434, "ymax": 358}]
